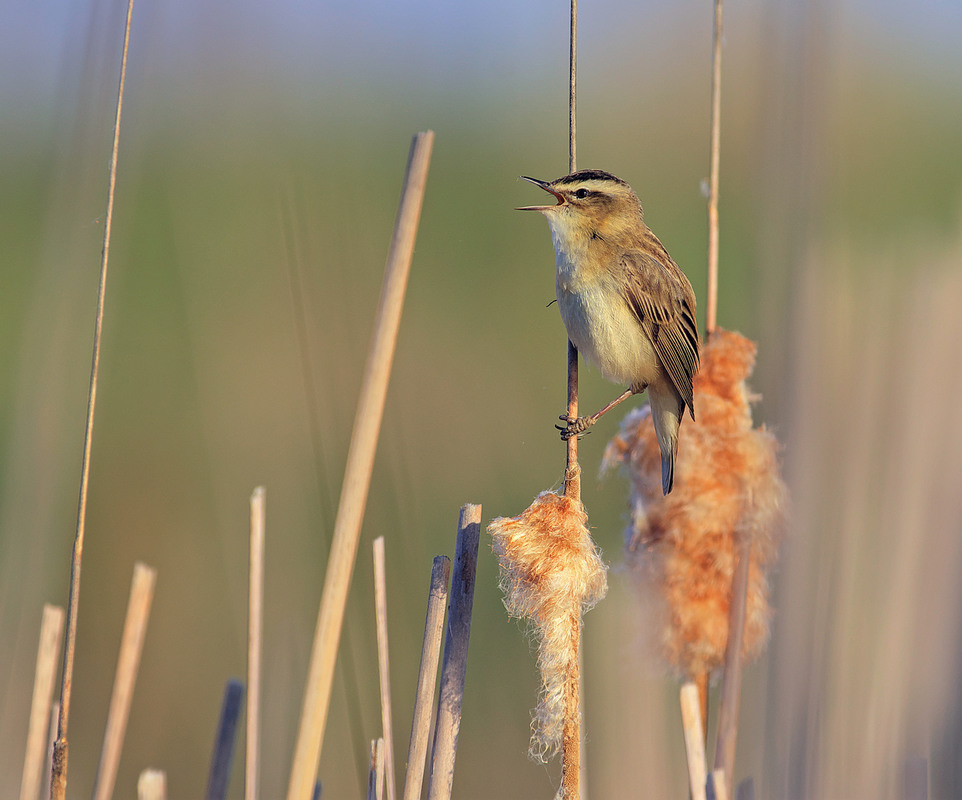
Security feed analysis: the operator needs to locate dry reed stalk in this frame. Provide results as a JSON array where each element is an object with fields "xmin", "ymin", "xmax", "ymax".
[
  {"xmin": 372, "ymin": 537, "xmax": 397, "ymax": 800},
  {"xmin": 247, "ymin": 487, "xmax": 266, "ymax": 800},
  {"xmin": 713, "ymin": 530, "xmax": 750, "ymax": 797},
  {"xmin": 488, "ymin": 493, "xmax": 607, "ymax": 800},
  {"xmin": 206, "ymin": 680, "xmax": 245, "ymax": 800},
  {"xmin": 705, "ymin": 0, "xmax": 723, "ymax": 336},
  {"xmin": 367, "ymin": 738, "xmax": 386, "ymax": 800},
  {"xmin": 91, "ymin": 562, "xmax": 157, "ymax": 800},
  {"xmin": 426, "ymin": 505, "xmax": 481, "ymax": 800},
  {"xmin": 137, "ymin": 769, "xmax": 167, "ymax": 800},
  {"xmin": 50, "ymin": 1, "xmax": 135, "ymax": 797},
  {"xmin": 680, "ymin": 682, "xmax": 708, "ymax": 800},
  {"xmin": 42, "ymin": 702, "xmax": 58, "ymax": 800},
  {"xmin": 563, "ymin": 0, "xmax": 580, "ymax": 502},
  {"xmin": 19, "ymin": 604, "xmax": 64, "ymax": 800},
  {"xmin": 702, "ymin": 1, "xmax": 755, "ymax": 791},
  {"xmin": 710, "ymin": 769, "xmax": 729, "ymax": 800},
  {"xmin": 286, "ymin": 130, "xmax": 434, "ymax": 800},
  {"xmin": 402, "ymin": 555, "xmax": 451, "ymax": 800}
]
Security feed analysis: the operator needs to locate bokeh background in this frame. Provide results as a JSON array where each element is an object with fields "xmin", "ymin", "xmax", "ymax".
[{"xmin": 2, "ymin": 0, "xmax": 962, "ymax": 797}]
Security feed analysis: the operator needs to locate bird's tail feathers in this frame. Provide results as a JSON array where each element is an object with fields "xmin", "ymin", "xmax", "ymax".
[{"xmin": 649, "ymin": 385, "xmax": 684, "ymax": 496}]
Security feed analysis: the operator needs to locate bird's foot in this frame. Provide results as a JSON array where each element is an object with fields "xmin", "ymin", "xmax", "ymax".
[{"xmin": 556, "ymin": 414, "xmax": 595, "ymax": 441}]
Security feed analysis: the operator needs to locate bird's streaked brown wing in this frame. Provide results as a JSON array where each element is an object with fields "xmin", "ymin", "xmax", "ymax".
[{"xmin": 620, "ymin": 240, "xmax": 700, "ymax": 417}]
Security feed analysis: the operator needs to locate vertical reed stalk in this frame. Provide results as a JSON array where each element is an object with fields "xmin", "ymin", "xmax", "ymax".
[
  {"xmin": 373, "ymin": 537, "xmax": 397, "ymax": 800},
  {"xmin": 564, "ymin": 0, "xmax": 581, "ymax": 502},
  {"xmin": 206, "ymin": 680, "xmax": 245, "ymax": 800},
  {"xmin": 91, "ymin": 562, "xmax": 157, "ymax": 800},
  {"xmin": 51, "ymin": 1, "xmax": 135, "ymax": 796},
  {"xmin": 426, "ymin": 505, "xmax": 481, "ymax": 800},
  {"xmin": 706, "ymin": 0, "xmax": 723, "ymax": 335},
  {"xmin": 137, "ymin": 770, "xmax": 167, "ymax": 800},
  {"xmin": 713, "ymin": 533, "xmax": 750, "ymax": 799},
  {"xmin": 402, "ymin": 556, "xmax": 451, "ymax": 800},
  {"xmin": 19, "ymin": 605, "xmax": 64, "ymax": 800},
  {"xmin": 286, "ymin": 131, "xmax": 434, "ymax": 800},
  {"xmin": 247, "ymin": 487, "xmax": 266, "ymax": 800},
  {"xmin": 680, "ymin": 682, "xmax": 708, "ymax": 800},
  {"xmin": 367, "ymin": 739, "xmax": 386, "ymax": 800}
]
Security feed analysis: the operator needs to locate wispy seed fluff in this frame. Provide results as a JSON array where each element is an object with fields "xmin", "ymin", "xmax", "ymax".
[
  {"xmin": 602, "ymin": 329, "xmax": 788, "ymax": 678},
  {"xmin": 488, "ymin": 492, "xmax": 608, "ymax": 761}
]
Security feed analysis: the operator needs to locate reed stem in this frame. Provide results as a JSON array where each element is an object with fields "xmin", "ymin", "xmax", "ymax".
[
  {"xmin": 402, "ymin": 556, "xmax": 451, "ymax": 800},
  {"xmin": 91, "ymin": 562, "xmax": 157, "ymax": 800},
  {"xmin": 51, "ymin": 1, "xmax": 135, "ymax": 795},
  {"xmin": 286, "ymin": 131, "xmax": 434, "ymax": 800}
]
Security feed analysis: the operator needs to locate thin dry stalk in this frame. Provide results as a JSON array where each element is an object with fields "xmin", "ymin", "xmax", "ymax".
[
  {"xmin": 367, "ymin": 738, "xmax": 386, "ymax": 800},
  {"xmin": 247, "ymin": 487, "xmax": 266, "ymax": 800},
  {"xmin": 710, "ymin": 769, "xmax": 729, "ymax": 800},
  {"xmin": 51, "ymin": 1, "xmax": 135, "ymax": 797},
  {"xmin": 705, "ymin": 0, "xmax": 723, "ymax": 334},
  {"xmin": 680, "ymin": 682, "xmax": 708, "ymax": 800},
  {"xmin": 373, "ymin": 537, "xmax": 397, "ymax": 800},
  {"xmin": 286, "ymin": 130, "xmax": 434, "ymax": 800},
  {"xmin": 137, "ymin": 770, "xmax": 167, "ymax": 800},
  {"xmin": 19, "ymin": 605, "xmax": 64, "ymax": 800},
  {"xmin": 560, "ymin": 615, "xmax": 583, "ymax": 800},
  {"xmin": 91, "ymin": 562, "xmax": 157, "ymax": 800},
  {"xmin": 713, "ymin": 532, "xmax": 751, "ymax": 798},
  {"xmin": 426, "ymin": 505, "xmax": 482, "ymax": 800},
  {"xmin": 42, "ymin": 703, "xmax": 58, "ymax": 800},
  {"xmin": 206, "ymin": 680, "xmax": 245, "ymax": 800},
  {"xmin": 563, "ymin": 0, "xmax": 581, "ymax": 503},
  {"xmin": 402, "ymin": 556, "xmax": 451, "ymax": 800}
]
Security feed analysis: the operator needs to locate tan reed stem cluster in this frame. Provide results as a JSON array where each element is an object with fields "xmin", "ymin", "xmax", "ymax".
[
  {"xmin": 488, "ymin": 492, "xmax": 608, "ymax": 761},
  {"xmin": 603, "ymin": 329, "xmax": 788, "ymax": 677}
]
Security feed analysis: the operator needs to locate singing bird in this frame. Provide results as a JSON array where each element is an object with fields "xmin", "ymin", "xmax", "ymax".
[{"xmin": 519, "ymin": 169, "xmax": 700, "ymax": 494}]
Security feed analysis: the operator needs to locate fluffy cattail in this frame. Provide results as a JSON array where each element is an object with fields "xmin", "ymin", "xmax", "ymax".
[
  {"xmin": 602, "ymin": 328, "xmax": 787, "ymax": 677},
  {"xmin": 488, "ymin": 491, "xmax": 608, "ymax": 761}
]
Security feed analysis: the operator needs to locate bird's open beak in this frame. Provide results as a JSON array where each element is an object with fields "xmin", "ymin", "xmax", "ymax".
[{"xmin": 516, "ymin": 176, "xmax": 565, "ymax": 211}]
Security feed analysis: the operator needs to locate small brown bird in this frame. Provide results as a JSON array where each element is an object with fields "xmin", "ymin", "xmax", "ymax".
[{"xmin": 519, "ymin": 169, "xmax": 700, "ymax": 494}]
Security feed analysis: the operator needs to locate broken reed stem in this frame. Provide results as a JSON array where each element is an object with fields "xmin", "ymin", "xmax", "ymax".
[
  {"xmin": 705, "ymin": 0, "xmax": 723, "ymax": 335},
  {"xmin": 247, "ymin": 487, "xmax": 266, "ymax": 800},
  {"xmin": 373, "ymin": 537, "xmax": 397, "ymax": 800},
  {"xmin": 51, "ymin": 1, "xmax": 135, "ymax": 797},
  {"xmin": 564, "ymin": 0, "xmax": 581, "ymax": 503},
  {"xmin": 205, "ymin": 680, "xmax": 245, "ymax": 800},
  {"xmin": 286, "ymin": 130, "xmax": 434, "ymax": 800},
  {"xmin": 19, "ymin": 605, "xmax": 64, "ymax": 800},
  {"xmin": 696, "ymin": 671, "xmax": 709, "ymax": 748},
  {"xmin": 710, "ymin": 769, "xmax": 729, "ymax": 800},
  {"xmin": 137, "ymin": 769, "xmax": 168, "ymax": 800},
  {"xmin": 91, "ymin": 562, "xmax": 157, "ymax": 800},
  {"xmin": 42, "ymin": 703, "xmax": 58, "ymax": 800},
  {"xmin": 426, "ymin": 505, "xmax": 481, "ymax": 800},
  {"xmin": 713, "ymin": 532, "xmax": 751, "ymax": 799},
  {"xmin": 367, "ymin": 738, "xmax": 386, "ymax": 800},
  {"xmin": 680, "ymin": 682, "xmax": 708, "ymax": 800},
  {"xmin": 402, "ymin": 556, "xmax": 451, "ymax": 800}
]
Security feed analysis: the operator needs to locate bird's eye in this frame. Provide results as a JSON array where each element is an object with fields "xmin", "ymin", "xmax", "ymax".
[{"xmin": 574, "ymin": 188, "xmax": 590, "ymax": 199}]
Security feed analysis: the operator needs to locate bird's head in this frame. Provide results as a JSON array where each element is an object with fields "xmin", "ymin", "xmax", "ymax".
[{"xmin": 517, "ymin": 169, "xmax": 644, "ymax": 249}]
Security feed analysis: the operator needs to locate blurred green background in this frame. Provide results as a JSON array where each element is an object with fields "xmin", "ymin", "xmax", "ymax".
[{"xmin": 2, "ymin": 0, "xmax": 962, "ymax": 797}]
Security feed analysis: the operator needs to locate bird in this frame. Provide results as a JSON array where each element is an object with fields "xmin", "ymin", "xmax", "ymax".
[{"xmin": 518, "ymin": 169, "xmax": 700, "ymax": 494}]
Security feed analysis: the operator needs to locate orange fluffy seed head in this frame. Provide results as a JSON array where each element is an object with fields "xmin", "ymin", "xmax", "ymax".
[
  {"xmin": 488, "ymin": 491, "xmax": 608, "ymax": 760},
  {"xmin": 602, "ymin": 328, "xmax": 788, "ymax": 678}
]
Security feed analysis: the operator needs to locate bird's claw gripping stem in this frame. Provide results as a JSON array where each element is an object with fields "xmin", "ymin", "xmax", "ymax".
[{"xmin": 557, "ymin": 414, "xmax": 595, "ymax": 441}]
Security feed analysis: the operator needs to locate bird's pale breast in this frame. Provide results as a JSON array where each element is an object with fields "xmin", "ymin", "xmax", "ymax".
[{"xmin": 556, "ymin": 271, "xmax": 660, "ymax": 388}]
